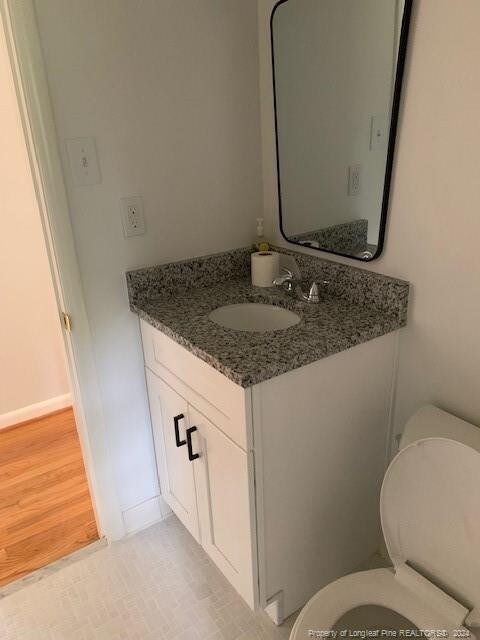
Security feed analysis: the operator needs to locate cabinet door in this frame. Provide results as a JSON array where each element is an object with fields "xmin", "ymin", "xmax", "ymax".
[
  {"xmin": 145, "ymin": 368, "xmax": 199, "ymax": 541},
  {"xmin": 189, "ymin": 406, "xmax": 256, "ymax": 608}
]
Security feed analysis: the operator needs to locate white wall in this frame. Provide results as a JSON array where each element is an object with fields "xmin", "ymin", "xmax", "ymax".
[
  {"xmin": 259, "ymin": 0, "xmax": 480, "ymax": 439},
  {"xmin": 0, "ymin": 16, "xmax": 69, "ymax": 422},
  {"xmin": 31, "ymin": 0, "xmax": 480, "ymax": 529},
  {"xmin": 273, "ymin": 0, "xmax": 396, "ymax": 241},
  {"xmin": 34, "ymin": 0, "xmax": 263, "ymax": 514}
]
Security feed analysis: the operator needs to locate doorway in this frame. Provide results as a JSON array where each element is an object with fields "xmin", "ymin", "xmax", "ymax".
[
  {"xmin": 0, "ymin": 0, "xmax": 124, "ymax": 547},
  {"xmin": 0, "ymin": 409, "xmax": 98, "ymax": 586},
  {"xmin": 0, "ymin": 7, "xmax": 98, "ymax": 587}
]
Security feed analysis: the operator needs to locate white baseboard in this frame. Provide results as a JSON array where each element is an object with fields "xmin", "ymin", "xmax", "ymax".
[
  {"xmin": 122, "ymin": 495, "xmax": 172, "ymax": 536},
  {"xmin": 0, "ymin": 393, "xmax": 72, "ymax": 430}
]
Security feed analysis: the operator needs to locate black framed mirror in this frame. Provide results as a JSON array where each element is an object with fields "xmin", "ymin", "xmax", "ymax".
[{"xmin": 271, "ymin": 0, "xmax": 413, "ymax": 261}]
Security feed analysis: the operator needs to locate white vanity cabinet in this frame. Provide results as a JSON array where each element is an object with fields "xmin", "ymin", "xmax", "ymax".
[
  {"xmin": 142, "ymin": 320, "xmax": 258, "ymax": 608},
  {"xmin": 145, "ymin": 372, "xmax": 199, "ymax": 541},
  {"xmin": 140, "ymin": 318, "xmax": 397, "ymax": 622}
]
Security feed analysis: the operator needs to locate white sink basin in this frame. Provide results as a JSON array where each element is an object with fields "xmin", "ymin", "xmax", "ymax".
[{"xmin": 208, "ymin": 303, "xmax": 300, "ymax": 332}]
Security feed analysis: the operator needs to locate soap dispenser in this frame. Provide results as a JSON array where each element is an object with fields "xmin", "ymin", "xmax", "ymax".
[{"xmin": 253, "ymin": 218, "xmax": 270, "ymax": 252}]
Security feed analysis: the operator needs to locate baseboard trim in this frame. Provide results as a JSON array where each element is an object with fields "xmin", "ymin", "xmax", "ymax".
[
  {"xmin": 122, "ymin": 495, "xmax": 172, "ymax": 536},
  {"xmin": 0, "ymin": 393, "xmax": 72, "ymax": 430}
]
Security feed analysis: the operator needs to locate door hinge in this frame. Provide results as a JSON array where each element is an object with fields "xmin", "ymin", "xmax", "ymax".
[{"xmin": 62, "ymin": 312, "xmax": 73, "ymax": 332}]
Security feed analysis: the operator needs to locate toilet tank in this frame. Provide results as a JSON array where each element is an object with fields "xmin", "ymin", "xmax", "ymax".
[{"xmin": 400, "ymin": 404, "xmax": 480, "ymax": 454}]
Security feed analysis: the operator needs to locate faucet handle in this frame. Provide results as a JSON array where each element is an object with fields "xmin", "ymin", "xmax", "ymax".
[
  {"xmin": 301, "ymin": 280, "xmax": 329, "ymax": 303},
  {"xmin": 306, "ymin": 282, "xmax": 320, "ymax": 303},
  {"xmin": 272, "ymin": 266, "xmax": 295, "ymax": 286},
  {"xmin": 279, "ymin": 266, "xmax": 295, "ymax": 279}
]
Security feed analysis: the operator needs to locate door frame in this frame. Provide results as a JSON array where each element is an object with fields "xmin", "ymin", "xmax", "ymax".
[{"xmin": 0, "ymin": 0, "xmax": 125, "ymax": 540}]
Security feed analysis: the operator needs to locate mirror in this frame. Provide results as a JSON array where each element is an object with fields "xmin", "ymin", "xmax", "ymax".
[{"xmin": 271, "ymin": 0, "xmax": 413, "ymax": 260}]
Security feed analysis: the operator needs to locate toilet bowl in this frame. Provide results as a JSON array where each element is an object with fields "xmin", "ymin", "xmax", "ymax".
[{"xmin": 290, "ymin": 406, "xmax": 480, "ymax": 639}]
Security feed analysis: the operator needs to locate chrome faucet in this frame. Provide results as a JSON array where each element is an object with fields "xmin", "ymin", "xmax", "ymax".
[
  {"xmin": 273, "ymin": 267, "xmax": 326, "ymax": 304},
  {"xmin": 272, "ymin": 267, "xmax": 296, "ymax": 291}
]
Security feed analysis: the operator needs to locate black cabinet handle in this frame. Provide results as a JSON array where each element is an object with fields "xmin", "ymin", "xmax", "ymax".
[
  {"xmin": 174, "ymin": 414, "xmax": 186, "ymax": 447},
  {"xmin": 186, "ymin": 426, "xmax": 200, "ymax": 461}
]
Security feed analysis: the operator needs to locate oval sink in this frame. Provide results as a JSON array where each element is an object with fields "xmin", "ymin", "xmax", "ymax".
[{"xmin": 208, "ymin": 303, "xmax": 300, "ymax": 332}]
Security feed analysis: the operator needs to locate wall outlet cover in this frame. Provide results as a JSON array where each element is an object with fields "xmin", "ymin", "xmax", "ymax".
[
  {"xmin": 348, "ymin": 164, "xmax": 361, "ymax": 196},
  {"xmin": 121, "ymin": 196, "xmax": 146, "ymax": 237}
]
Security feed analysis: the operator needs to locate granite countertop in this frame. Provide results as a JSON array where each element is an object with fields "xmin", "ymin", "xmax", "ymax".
[{"xmin": 127, "ymin": 247, "xmax": 410, "ymax": 388}]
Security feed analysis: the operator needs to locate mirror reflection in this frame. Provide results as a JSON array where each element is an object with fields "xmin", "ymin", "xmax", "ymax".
[{"xmin": 271, "ymin": 0, "xmax": 411, "ymax": 260}]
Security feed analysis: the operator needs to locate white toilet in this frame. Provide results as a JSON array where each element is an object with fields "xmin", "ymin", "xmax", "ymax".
[{"xmin": 290, "ymin": 405, "xmax": 480, "ymax": 638}]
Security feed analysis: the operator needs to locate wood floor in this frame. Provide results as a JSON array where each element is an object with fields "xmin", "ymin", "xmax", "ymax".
[{"xmin": 0, "ymin": 407, "xmax": 99, "ymax": 587}]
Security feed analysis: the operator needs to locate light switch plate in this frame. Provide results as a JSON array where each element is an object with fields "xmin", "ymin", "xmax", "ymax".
[
  {"xmin": 121, "ymin": 196, "xmax": 146, "ymax": 237},
  {"xmin": 65, "ymin": 137, "xmax": 101, "ymax": 186}
]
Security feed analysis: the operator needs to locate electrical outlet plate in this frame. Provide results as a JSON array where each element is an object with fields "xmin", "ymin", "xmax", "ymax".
[
  {"xmin": 348, "ymin": 164, "xmax": 361, "ymax": 196},
  {"xmin": 121, "ymin": 196, "xmax": 146, "ymax": 237}
]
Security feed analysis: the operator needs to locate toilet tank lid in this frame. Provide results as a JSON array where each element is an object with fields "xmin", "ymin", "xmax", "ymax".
[
  {"xmin": 381, "ymin": 436, "xmax": 480, "ymax": 612},
  {"xmin": 400, "ymin": 405, "xmax": 480, "ymax": 453}
]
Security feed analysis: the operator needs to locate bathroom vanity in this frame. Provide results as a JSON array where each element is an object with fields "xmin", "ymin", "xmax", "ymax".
[{"xmin": 127, "ymin": 247, "xmax": 409, "ymax": 623}]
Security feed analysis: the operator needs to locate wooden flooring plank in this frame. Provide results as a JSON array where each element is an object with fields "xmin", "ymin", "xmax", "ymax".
[
  {"xmin": 0, "ymin": 408, "xmax": 99, "ymax": 586},
  {"xmin": 0, "ymin": 443, "xmax": 82, "ymax": 488},
  {"xmin": 0, "ymin": 493, "xmax": 93, "ymax": 549},
  {"xmin": 0, "ymin": 418, "xmax": 79, "ymax": 466},
  {"xmin": 0, "ymin": 513, "xmax": 98, "ymax": 586},
  {"xmin": 0, "ymin": 459, "xmax": 86, "ymax": 509},
  {"xmin": 0, "ymin": 409, "xmax": 76, "ymax": 453},
  {"xmin": 1, "ymin": 485, "xmax": 91, "ymax": 537}
]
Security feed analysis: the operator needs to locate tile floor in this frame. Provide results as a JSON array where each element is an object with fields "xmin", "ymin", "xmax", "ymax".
[{"xmin": 0, "ymin": 515, "xmax": 297, "ymax": 640}]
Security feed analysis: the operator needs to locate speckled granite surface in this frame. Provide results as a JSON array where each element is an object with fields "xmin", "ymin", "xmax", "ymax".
[
  {"xmin": 127, "ymin": 247, "xmax": 409, "ymax": 387},
  {"xmin": 289, "ymin": 219, "xmax": 369, "ymax": 254}
]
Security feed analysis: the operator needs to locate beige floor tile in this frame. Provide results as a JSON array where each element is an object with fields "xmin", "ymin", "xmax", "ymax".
[{"xmin": 0, "ymin": 516, "xmax": 297, "ymax": 639}]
